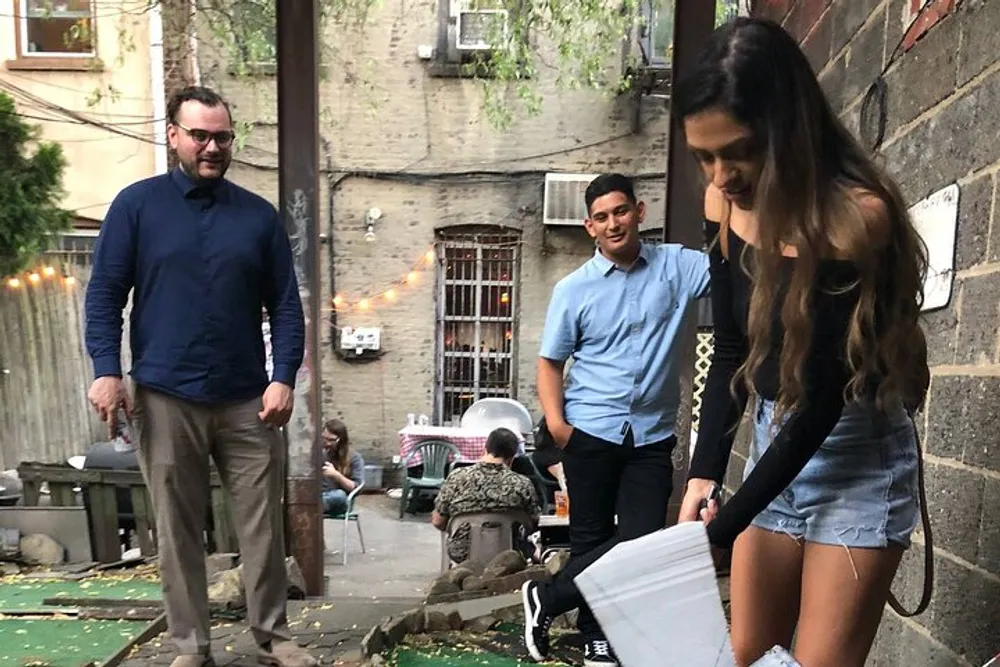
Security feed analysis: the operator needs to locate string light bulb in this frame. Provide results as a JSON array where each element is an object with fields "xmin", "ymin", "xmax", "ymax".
[
  {"xmin": 424, "ymin": 249, "xmax": 435, "ymax": 264},
  {"xmin": 406, "ymin": 271, "xmax": 418, "ymax": 284},
  {"xmin": 385, "ymin": 289, "xmax": 396, "ymax": 301},
  {"xmin": 333, "ymin": 294, "xmax": 344, "ymax": 307},
  {"xmin": 28, "ymin": 272, "xmax": 40, "ymax": 284},
  {"xmin": 64, "ymin": 276, "xmax": 76, "ymax": 286},
  {"xmin": 358, "ymin": 298, "xmax": 370, "ymax": 311},
  {"xmin": 42, "ymin": 266, "xmax": 56, "ymax": 277},
  {"xmin": 7, "ymin": 278, "xmax": 21, "ymax": 289}
]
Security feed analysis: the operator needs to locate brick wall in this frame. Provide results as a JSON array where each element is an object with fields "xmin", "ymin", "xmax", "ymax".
[
  {"xmin": 748, "ymin": 1, "xmax": 1000, "ymax": 664},
  {"xmin": 196, "ymin": 1, "xmax": 671, "ymax": 463}
]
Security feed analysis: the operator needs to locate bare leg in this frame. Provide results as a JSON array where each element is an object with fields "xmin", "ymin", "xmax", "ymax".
[
  {"xmin": 793, "ymin": 542, "xmax": 903, "ymax": 667},
  {"xmin": 729, "ymin": 526, "xmax": 805, "ymax": 667}
]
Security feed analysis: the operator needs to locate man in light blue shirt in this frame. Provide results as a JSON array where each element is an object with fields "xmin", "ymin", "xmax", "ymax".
[{"xmin": 522, "ymin": 174, "xmax": 709, "ymax": 666}]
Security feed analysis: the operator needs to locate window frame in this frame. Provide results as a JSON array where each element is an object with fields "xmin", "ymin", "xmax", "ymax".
[
  {"xmin": 8, "ymin": 0, "xmax": 100, "ymax": 71},
  {"xmin": 433, "ymin": 227, "xmax": 522, "ymax": 425}
]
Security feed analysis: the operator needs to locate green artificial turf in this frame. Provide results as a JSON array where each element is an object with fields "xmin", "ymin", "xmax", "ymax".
[
  {"xmin": 0, "ymin": 578, "xmax": 162, "ymax": 611},
  {"xmin": 392, "ymin": 644, "xmax": 565, "ymax": 666},
  {"xmin": 0, "ymin": 618, "xmax": 149, "ymax": 667}
]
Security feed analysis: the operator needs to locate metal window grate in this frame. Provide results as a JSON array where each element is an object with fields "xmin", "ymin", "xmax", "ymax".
[{"xmin": 435, "ymin": 230, "xmax": 520, "ymax": 425}]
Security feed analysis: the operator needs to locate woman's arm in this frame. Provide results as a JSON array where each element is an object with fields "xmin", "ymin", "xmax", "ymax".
[
  {"xmin": 705, "ymin": 294, "xmax": 851, "ymax": 548},
  {"xmin": 687, "ymin": 221, "xmax": 750, "ymax": 485}
]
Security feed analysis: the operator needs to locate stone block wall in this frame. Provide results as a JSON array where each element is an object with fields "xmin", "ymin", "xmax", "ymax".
[{"xmin": 747, "ymin": 1, "xmax": 1000, "ymax": 664}]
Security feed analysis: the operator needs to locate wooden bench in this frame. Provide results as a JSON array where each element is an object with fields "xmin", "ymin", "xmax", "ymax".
[{"xmin": 17, "ymin": 462, "xmax": 238, "ymax": 564}]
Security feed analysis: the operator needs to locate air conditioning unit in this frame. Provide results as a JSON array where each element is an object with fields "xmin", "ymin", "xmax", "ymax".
[
  {"xmin": 543, "ymin": 173, "xmax": 598, "ymax": 226},
  {"xmin": 456, "ymin": 8, "xmax": 509, "ymax": 51}
]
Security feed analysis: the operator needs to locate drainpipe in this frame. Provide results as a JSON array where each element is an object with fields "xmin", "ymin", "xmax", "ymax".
[{"xmin": 149, "ymin": 1, "xmax": 168, "ymax": 174}]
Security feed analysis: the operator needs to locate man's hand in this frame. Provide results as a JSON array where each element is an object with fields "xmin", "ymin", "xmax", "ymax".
[
  {"xmin": 549, "ymin": 419, "xmax": 574, "ymax": 450},
  {"xmin": 259, "ymin": 381, "xmax": 294, "ymax": 427},
  {"xmin": 88, "ymin": 376, "xmax": 130, "ymax": 438},
  {"xmin": 679, "ymin": 478, "xmax": 718, "ymax": 523}
]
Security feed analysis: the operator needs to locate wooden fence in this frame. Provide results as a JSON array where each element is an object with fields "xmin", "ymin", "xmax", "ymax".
[{"xmin": 0, "ymin": 232, "xmax": 127, "ymax": 470}]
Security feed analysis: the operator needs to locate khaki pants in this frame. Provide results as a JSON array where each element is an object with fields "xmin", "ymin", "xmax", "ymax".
[{"xmin": 133, "ymin": 384, "xmax": 292, "ymax": 656}]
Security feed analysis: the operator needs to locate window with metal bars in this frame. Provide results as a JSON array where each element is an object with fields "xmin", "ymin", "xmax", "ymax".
[{"xmin": 434, "ymin": 228, "xmax": 521, "ymax": 425}]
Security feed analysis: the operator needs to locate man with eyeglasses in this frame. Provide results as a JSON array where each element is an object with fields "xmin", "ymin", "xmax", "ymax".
[{"xmin": 85, "ymin": 86, "xmax": 315, "ymax": 667}]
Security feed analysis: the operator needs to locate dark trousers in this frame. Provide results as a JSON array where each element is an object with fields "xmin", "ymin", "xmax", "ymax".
[{"xmin": 539, "ymin": 427, "xmax": 676, "ymax": 638}]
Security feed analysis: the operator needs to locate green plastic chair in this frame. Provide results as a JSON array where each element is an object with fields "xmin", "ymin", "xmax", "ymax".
[
  {"xmin": 323, "ymin": 481, "xmax": 366, "ymax": 565},
  {"xmin": 399, "ymin": 439, "xmax": 460, "ymax": 519}
]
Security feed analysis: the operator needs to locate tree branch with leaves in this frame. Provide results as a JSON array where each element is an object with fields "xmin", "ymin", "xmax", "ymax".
[{"xmin": 0, "ymin": 92, "xmax": 71, "ymax": 279}]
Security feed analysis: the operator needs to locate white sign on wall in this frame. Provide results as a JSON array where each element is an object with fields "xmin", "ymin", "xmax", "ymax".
[{"xmin": 908, "ymin": 183, "xmax": 959, "ymax": 312}]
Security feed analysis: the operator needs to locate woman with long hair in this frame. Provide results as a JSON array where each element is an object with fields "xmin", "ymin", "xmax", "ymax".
[
  {"xmin": 321, "ymin": 419, "xmax": 365, "ymax": 515},
  {"xmin": 675, "ymin": 18, "xmax": 928, "ymax": 667}
]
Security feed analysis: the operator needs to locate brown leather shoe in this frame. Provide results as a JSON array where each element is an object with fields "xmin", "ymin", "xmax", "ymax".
[{"xmin": 258, "ymin": 640, "xmax": 318, "ymax": 667}]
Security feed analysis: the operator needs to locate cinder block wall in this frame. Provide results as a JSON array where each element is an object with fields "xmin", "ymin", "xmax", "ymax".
[{"xmin": 745, "ymin": 2, "xmax": 1000, "ymax": 664}]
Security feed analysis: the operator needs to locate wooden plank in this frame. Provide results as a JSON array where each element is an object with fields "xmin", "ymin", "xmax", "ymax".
[
  {"xmin": 130, "ymin": 486, "xmax": 156, "ymax": 557},
  {"xmin": 211, "ymin": 487, "xmax": 237, "ymax": 554},
  {"xmin": 44, "ymin": 597, "xmax": 163, "ymax": 609},
  {"xmin": 79, "ymin": 607, "xmax": 162, "ymax": 621},
  {"xmin": 50, "ymin": 481, "xmax": 78, "ymax": 507},
  {"xmin": 21, "ymin": 479, "xmax": 40, "ymax": 506},
  {"xmin": 87, "ymin": 483, "xmax": 121, "ymax": 563},
  {"xmin": 100, "ymin": 611, "xmax": 168, "ymax": 667}
]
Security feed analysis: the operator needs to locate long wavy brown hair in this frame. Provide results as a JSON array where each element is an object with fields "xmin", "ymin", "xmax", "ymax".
[
  {"xmin": 675, "ymin": 18, "xmax": 929, "ymax": 418},
  {"xmin": 323, "ymin": 419, "xmax": 351, "ymax": 474}
]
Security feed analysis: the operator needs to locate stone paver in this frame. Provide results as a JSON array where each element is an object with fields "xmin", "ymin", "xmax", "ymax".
[{"xmin": 122, "ymin": 494, "xmax": 441, "ymax": 666}]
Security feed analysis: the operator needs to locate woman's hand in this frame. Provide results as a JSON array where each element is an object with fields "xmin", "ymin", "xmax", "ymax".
[
  {"xmin": 679, "ymin": 478, "xmax": 719, "ymax": 523},
  {"xmin": 322, "ymin": 461, "xmax": 340, "ymax": 480}
]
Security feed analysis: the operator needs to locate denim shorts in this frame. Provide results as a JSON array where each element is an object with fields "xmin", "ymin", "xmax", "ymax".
[{"xmin": 744, "ymin": 396, "xmax": 920, "ymax": 549}]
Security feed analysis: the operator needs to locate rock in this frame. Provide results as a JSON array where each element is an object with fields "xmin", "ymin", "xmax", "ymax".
[
  {"xmin": 485, "ymin": 564, "xmax": 551, "ymax": 595},
  {"xmin": 483, "ymin": 550, "xmax": 525, "ymax": 578},
  {"xmin": 494, "ymin": 605, "xmax": 521, "ymax": 623},
  {"xmin": 424, "ymin": 610, "xmax": 451, "ymax": 632},
  {"xmin": 545, "ymin": 549, "xmax": 571, "ymax": 576},
  {"xmin": 0, "ymin": 562, "xmax": 22, "ymax": 576},
  {"xmin": 366, "ymin": 655, "xmax": 386, "ymax": 667},
  {"xmin": 448, "ymin": 610, "xmax": 464, "ymax": 630},
  {"xmin": 207, "ymin": 567, "xmax": 245, "ymax": 609},
  {"xmin": 361, "ymin": 624, "xmax": 385, "ymax": 658},
  {"xmin": 463, "ymin": 614, "xmax": 499, "ymax": 633},
  {"xmin": 461, "ymin": 575, "xmax": 486, "ymax": 592},
  {"xmin": 379, "ymin": 615, "xmax": 409, "ymax": 648},
  {"xmin": 459, "ymin": 559, "xmax": 485, "ymax": 575},
  {"xmin": 205, "ymin": 553, "xmax": 238, "ymax": 581},
  {"xmin": 285, "ymin": 556, "xmax": 307, "ymax": 599},
  {"xmin": 19, "ymin": 533, "xmax": 65, "ymax": 565},
  {"xmin": 446, "ymin": 566, "xmax": 475, "ymax": 587},
  {"xmin": 402, "ymin": 608, "xmax": 425, "ymax": 635},
  {"xmin": 428, "ymin": 575, "xmax": 461, "ymax": 596}
]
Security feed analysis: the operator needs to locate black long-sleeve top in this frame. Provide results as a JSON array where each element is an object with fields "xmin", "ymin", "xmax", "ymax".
[{"xmin": 690, "ymin": 220, "xmax": 863, "ymax": 548}]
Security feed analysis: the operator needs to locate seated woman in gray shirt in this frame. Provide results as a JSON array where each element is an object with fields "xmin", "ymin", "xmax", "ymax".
[{"xmin": 321, "ymin": 419, "xmax": 365, "ymax": 514}]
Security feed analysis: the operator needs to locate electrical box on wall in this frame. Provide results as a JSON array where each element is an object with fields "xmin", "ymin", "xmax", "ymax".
[{"xmin": 340, "ymin": 326, "xmax": 382, "ymax": 356}]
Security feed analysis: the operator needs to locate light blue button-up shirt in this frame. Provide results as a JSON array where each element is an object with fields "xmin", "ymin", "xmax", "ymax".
[{"xmin": 539, "ymin": 242, "xmax": 710, "ymax": 446}]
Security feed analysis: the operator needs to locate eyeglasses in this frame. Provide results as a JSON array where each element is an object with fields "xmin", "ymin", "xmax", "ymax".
[{"xmin": 175, "ymin": 122, "xmax": 235, "ymax": 148}]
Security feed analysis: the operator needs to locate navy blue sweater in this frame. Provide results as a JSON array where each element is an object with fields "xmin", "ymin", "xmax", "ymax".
[{"xmin": 85, "ymin": 168, "xmax": 304, "ymax": 403}]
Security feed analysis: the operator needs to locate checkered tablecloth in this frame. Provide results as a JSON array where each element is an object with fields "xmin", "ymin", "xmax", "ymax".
[{"xmin": 398, "ymin": 425, "xmax": 524, "ymax": 466}]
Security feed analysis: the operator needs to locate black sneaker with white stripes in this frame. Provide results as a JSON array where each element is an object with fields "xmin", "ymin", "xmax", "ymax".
[
  {"xmin": 521, "ymin": 580, "xmax": 552, "ymax": 661},
  {"xmin": 583, "ymin": 638, "xmax": 619, "ymax": 666}
]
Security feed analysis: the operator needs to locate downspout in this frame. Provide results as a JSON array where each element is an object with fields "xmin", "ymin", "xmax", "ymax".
[
  {"xmin": 149, "ymin": 1, "xmax": 168, "ymax": 174},
  {"xmin": 189, "ymin": 0, "xmax": 202, "ymax": 84},
  {"xmin": 322, "ymin": 138, "xmax": 337, "ymax": 345}
]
